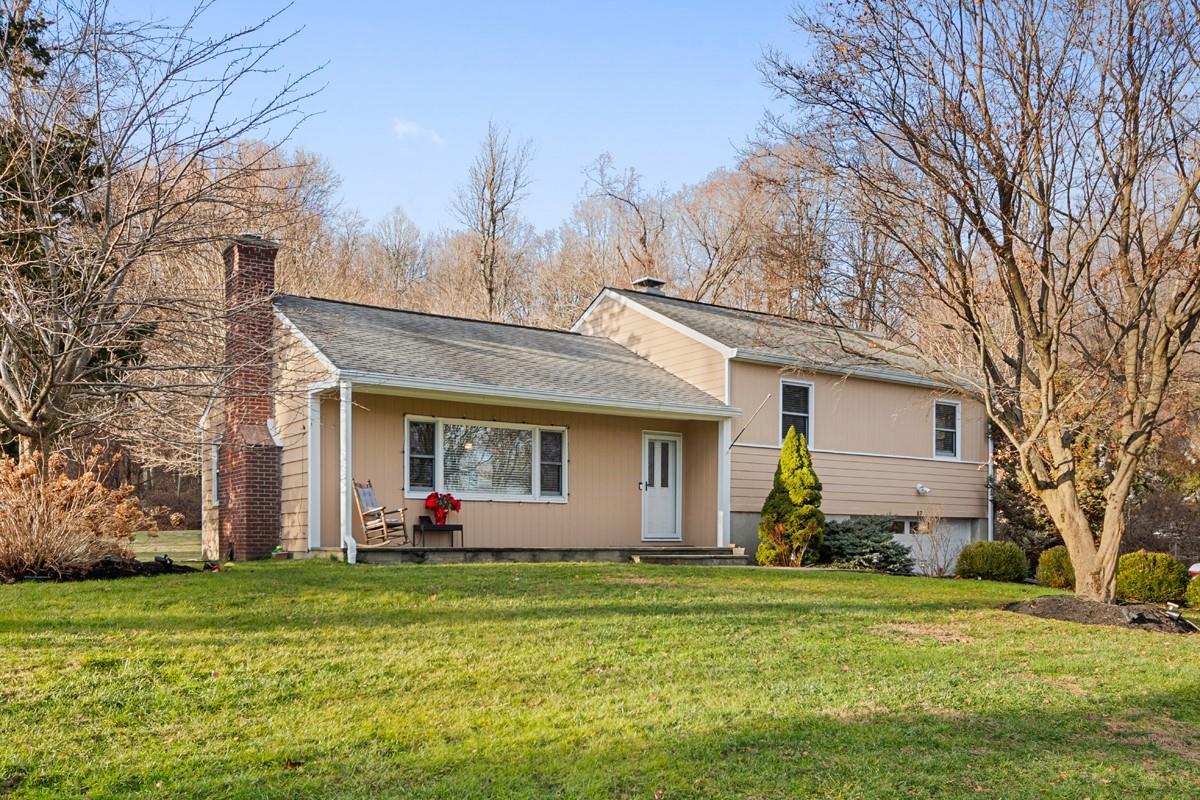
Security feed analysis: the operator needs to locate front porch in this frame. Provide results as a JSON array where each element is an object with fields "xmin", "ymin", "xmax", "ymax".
[{"xmin": 286, "ymin": 384, "xmax": 735, "ymax": 561}]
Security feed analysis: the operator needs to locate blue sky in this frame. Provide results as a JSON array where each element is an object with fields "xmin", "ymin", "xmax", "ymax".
[{"xmin": 127, "ymin": 1, "xmax": 803, "ymax": 232}]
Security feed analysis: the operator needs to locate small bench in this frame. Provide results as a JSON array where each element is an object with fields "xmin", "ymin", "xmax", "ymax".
[{"xmin": 412, "ymin": 515, "xmax": 464, "ymax": 548}]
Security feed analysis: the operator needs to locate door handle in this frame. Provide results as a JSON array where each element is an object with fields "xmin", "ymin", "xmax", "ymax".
[{"xmin": 638, "ymin": 481, "xmax": 645, "ymax": 491}]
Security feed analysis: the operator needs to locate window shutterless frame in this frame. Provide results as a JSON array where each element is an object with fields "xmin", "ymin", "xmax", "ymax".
[
  {"xmin": 403, "ymin": 414, "xmax": 568, "ymax": 503},
  {"xmin": 932, "ymin": 399, "xmax": 961, "ymax": 460},
  {"xmin": 779, "ymin": 378, "xmax": 815, "ymax": 446}
]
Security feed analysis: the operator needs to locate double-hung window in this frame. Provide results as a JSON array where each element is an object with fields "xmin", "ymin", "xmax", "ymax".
[
  {"xmin": 405, "ymin": 416, "xmax": 567, "ymax": 501},
  {"xmin": 933, "ymin": 400, "xmax": 960, "ymax": 459},
  {"xmin": 780, "ymin": 380, "xmax": 813, "ymax": 444}
]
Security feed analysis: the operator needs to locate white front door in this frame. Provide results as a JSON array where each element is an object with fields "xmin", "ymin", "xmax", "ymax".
[{"xmin": 641, "ymin": 433, "xmax": 682, "ymax": 541}]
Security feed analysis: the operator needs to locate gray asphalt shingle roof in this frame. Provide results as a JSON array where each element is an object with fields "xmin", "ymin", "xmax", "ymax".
[
  {"xmin": 608, "ymin": 288, "xmax": 957, "ymax": 388},
  {"xmin": 274, "ymin": 294, "xmax": 737, "ymax": 416}
]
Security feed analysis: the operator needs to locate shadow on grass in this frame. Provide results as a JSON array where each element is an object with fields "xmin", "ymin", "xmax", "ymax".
[
  {"xmin": 6, "ymin": 687, "xmax": 1198, "ymax": 799},
  {"xmin": 0, "ymin": 562, "xmax": 1036, "ymax": 640}
]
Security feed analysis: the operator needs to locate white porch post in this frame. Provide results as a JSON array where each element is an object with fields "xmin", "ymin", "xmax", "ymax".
[
  {"xmin": 718, "ymin": 418, "xmax": 732, "ymax": 547},
  {"xmin": 306, "ymin": 391, "xmax": 322, "ymax": 551},
  {"xmin": 339, "ymin": 380, "xmax": 357, "ymax": 563}
]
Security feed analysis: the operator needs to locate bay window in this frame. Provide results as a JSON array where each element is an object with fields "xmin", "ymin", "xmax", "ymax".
[{"xmin": 405, "ymin": 416, "xmax": 567, "ymax": 502}]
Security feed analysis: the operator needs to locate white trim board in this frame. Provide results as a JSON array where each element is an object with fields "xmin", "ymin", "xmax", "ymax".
[{"xmin": 731, "ymin": 441, "xmax": 988, "ymax": 466}]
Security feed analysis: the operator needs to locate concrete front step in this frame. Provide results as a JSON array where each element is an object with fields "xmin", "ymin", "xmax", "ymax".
[
  {"xmin": 355, "ymin": 545, "xmax": 746, "ymax": 565},
  {"xmin": 633, "ymin": 553, "xmax": 753, "ymax": 567}
]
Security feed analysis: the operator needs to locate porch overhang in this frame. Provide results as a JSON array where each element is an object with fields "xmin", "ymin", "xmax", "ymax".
[
  {"xmin": 332, "ymin": 370, "xmax": 742, "ymax": 421},
  {"xmin": 311, "ymin": 373, "xmax": 736, "ymax": 561}
]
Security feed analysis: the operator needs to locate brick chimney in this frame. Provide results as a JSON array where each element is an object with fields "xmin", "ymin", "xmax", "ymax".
[{"xmin": 218, "ymin": 234, "xmax": 282, "ymax": 560}]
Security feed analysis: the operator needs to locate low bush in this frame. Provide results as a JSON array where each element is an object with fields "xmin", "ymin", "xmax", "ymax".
[
  {"xmin": 1115, "ymin": 550, "xmax": 1188, "ymax": 604},
  {"xmin": 1187, "ymin": 577, "xmax": 1200, "ymax": 609},
  {"xmin": 0, "ymin": 449, "xmax": 160, "ymax": 583},
  {"xmin": 1035, "ymin": 545, "xmax": 1074, "ymax": 589},
  {"xmin": 816, "ymin": 516, "xmax": 914, "ymax": 575},
  {"xmin": 955, "ymin": 541, "xmax": 1028, "ymax": 582}
]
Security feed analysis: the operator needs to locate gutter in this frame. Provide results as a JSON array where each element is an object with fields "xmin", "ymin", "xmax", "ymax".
[{"xmin": 337, "ymin": 369, "xmax": 742, "ymax": 420}]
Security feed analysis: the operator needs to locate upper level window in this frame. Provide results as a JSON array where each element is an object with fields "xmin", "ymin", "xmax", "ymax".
[
  {"xmin": 780, "ymin": 380, "xmax": 813, "ymax": 444},
  {"xmin": 934, "ymin": 401, "xmax": 960, "ymax": 459},
  {"xmin": 405, "ymin": 416, "xmax": 567, "ymax": 502}
]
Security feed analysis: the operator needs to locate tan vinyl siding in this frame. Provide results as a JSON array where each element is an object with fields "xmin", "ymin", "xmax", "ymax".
[
  {"xmin": 577, "ymin": 294, "xmax": 726, "ymax": 400},
  {"xmin": 728, "ymin": 360, "xmax": 988, "ymax": 519},
  {"xmin": 272, "ymin": 323, "xmax": 336, "ymax": 549},
  {"xmin": 731, "ymin": 446, "xmax": 988, "ymax": 518},
  {"xmin": 730, "ymin": 361, "xmax": 987, "ymax": 461},
  {"xmin": 317, "ymin": 392, "xmax": 718, "ymax": 549}
]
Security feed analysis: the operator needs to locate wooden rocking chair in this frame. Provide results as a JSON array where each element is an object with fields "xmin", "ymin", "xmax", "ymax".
[{"xmin": 352, "ymin": 480, "xmax": 408, "ymax": 547}]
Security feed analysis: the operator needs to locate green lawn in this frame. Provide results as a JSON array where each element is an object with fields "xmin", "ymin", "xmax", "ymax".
[{"xmin": 1, "ymin": 562, "xmax": 1198, "ymax": 799}]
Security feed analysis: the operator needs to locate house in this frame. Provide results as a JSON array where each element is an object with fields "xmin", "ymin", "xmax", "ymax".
[{"xmin": 201, "ymin": 236, "xmax": 991, "ymax": 564}]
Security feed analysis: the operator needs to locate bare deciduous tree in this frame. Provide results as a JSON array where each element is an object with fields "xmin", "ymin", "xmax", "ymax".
[
  {"xmin": 673, "ymin": 168, "xmax": 764, "ymax": 303},
  {"xmin": 585, "ymin": 153, "xmax": 670, "ymax": 283},
  {"xmin": 452, "ymin": 122, "xmax": 533, "ymax": 321},
  {"xmin": 0, "ymin": 0, "xmax": 315, "ymax": 458},
  {"xmin": 767, "ymin": 0, "xmax": 1200, "ymax": 601}
]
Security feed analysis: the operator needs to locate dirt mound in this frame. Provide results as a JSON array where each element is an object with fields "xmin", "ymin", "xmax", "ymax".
[
  {"xmin": 1005, "ymin": 595, "xmax": 1197, "ymax": 634},
  {"xmin": 83, "ymin": 556, "xmax": 198, "ymax": 580}
]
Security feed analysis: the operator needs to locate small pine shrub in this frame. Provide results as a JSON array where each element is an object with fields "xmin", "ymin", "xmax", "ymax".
[
  {"xmin": 1186, "ymin": 577, "xmax": 1200, "ymax": 609},
  {"xmin": 1115, "ymin": 551, "xmax": 1188, "ymax": 603},
  {"xmin": 756, "ymin": 427, "xmax": 824, "ymax": 566},
  {"xmin": 1035, "ymin": 545, "xmax": 1074, "ymax": 589},
  {"xmin": 955, "ymin": 541, "xmax": 1028, "ymax": 582},
  {"xmin": 816, "ymin": 516, "xmax": 914, "ymax": 575},
  {"xmin": 0, "ymin": 449, "xmax": 158, "ymax": 583}
]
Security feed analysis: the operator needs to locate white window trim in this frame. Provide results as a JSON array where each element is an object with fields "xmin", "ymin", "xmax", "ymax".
[
  {"xmin": 933, "ymin": 399, "xmax": 961, "ymax": 460},
  {"xmin": 779, "ymin": 378, "xmax": 815, "ymax": 447},
  {"xmin": 404, "ymin": 415, "xmax": 568, "ymax": 503}
]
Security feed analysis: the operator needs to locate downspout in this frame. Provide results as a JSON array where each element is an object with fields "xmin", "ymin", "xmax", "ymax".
[
  {"xmin": 987, "ymin": 430, "xmax": 995, "ymax": 542},
  {"xmin": 339, "ymin": 378, "xmax": 357, "ymax": 564}
]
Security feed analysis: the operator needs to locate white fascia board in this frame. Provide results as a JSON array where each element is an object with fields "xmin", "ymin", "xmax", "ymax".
[
  {"xmin": 273, "ymin": 308, "xmax": 340, "ymax": 377},
  {"xmin": 572, "ymin": 289, "xmax": 737, "ymax": 358},
  {"xmin": 569, "ymin": 289, "xmax": 611, "ymax": 333},
  {"xmin": 731, "ymin": 349, "xmax": 970, "ymax": 393},
  {"xmin": 337, "ymin": 369, "xmax": 741, "ymax": 420}
]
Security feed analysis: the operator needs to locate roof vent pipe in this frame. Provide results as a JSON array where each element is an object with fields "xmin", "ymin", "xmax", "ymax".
[{"xmin": 632, "ymin": 276, "xmax": 667, "ymax": 296}]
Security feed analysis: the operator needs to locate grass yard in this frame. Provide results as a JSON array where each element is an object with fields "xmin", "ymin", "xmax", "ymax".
[{"xmin": 1, "ymin": 562, "xmax": 1198, "ymax": 799}]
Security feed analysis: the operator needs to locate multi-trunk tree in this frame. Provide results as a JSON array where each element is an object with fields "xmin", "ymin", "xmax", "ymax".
[{"xmin": 766, "ymin": 0, "xmax": 1200, "ymax": 601}]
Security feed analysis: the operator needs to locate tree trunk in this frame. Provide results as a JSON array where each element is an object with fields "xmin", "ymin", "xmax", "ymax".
[{"xmin": 1040, "ymin": 486, "xmax": 1116, "ymax": 602}]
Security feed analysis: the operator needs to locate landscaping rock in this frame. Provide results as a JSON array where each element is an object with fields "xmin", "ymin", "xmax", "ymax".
[{"xmin": 1005, "ymin": 595, "xmax": 1197, "ymax": 634}]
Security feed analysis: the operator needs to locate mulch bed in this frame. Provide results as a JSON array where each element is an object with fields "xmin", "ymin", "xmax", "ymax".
[
  {"xmin": 11, "ymin": 556, "xmax": 200, "ymax": 583},
  {"xmin": 1005, "ymin": 595, "xmax": 1197, "ymax": 634},
  {"xmin": 83, "ymin": 556, "xmax": 198, "ymax": 580}
]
